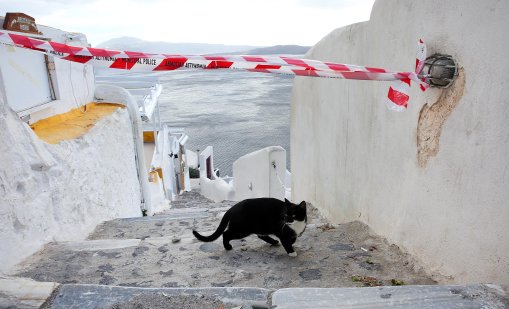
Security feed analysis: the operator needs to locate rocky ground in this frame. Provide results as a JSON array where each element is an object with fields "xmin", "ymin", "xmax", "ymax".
[
  {"xmin": 107, "ymin": 294, "xmax": 225, "ymax": 309},
  {"xmin": 14, "ymin": 190, "xmax": 438, "ymax": 291}
]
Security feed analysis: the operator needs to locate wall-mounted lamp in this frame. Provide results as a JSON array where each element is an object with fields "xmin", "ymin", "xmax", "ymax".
[{"xmin": 421, "ymin": 54, "xmax": 458, "ymax": 88}]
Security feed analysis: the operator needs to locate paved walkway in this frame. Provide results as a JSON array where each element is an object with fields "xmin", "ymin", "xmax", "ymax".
[
  {"xmin": 13, "ymin": 190, "xmax": 437, "ymax": 289},
  {"xmin": 2, "ymin": 190, "xmax": 507, "ymax": 308}
]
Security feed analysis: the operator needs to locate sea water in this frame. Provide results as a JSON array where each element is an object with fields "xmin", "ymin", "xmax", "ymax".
[{"xmin": 158, "ymin": 69, "xmax": 293, "ymax": 176}]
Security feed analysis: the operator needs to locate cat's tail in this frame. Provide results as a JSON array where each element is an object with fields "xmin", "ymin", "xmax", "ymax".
[{"xmin": 192, "ymin": 210, "xmax": 231, "ymax": 242}]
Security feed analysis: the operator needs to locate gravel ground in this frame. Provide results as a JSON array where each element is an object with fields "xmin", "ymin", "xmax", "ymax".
[{"xmin": 108, "ymin": 294, "xmax": 225, "ymax": 309}]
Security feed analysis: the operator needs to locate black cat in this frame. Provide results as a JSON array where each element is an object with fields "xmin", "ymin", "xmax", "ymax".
[{"xmin": 193, "ymin": 198, "xmax": 307, "ymax": 256}]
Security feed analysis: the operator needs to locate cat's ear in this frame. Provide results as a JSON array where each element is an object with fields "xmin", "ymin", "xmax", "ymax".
[
  {"xmin": 285, "ymin": 198, "xmax": 290, "ymax": 204},
  {"xmin": 299, "ymin": 201, "xmax": 306, "ymax": 208}
]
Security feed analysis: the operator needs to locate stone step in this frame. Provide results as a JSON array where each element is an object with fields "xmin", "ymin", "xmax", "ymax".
[
  {"xmin": 14, "ymin": 221, "xmax": 441, "ymax": 291},
  {"xmin": 12, "ymin": 190, "xmax": 480, "ymax": 297},
  {"xmin": 2, "ymin": 279, "xmax": 505, "ymax": 309},
  {"xmin": 0, "ymin": 279, "xmax": 271, "ymax": 309},
  {"xmin": 46, "ymin": 284, "xmax": 271, "ymax": 308},
  {"xmin": 163, "ymin": 190, "xmax": 224, "ymax": 210},
  {"xmin": 0, "ymin": 276, "xmax": 59, "ymax": 309},
  {"xmin": 25, "ymin": 235, "xmax": 199, "ymax": 253},
  {"xmin": 272, "ymin": 284, "xmax": 508, "ymax": 309},
  {"xmin": 88, "ymin": 206, "xmax": 231, "ymax": 240}
]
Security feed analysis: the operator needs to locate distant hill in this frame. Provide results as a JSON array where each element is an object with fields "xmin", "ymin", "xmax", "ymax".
[
  {"xmin": 97, "ymin": 37, "xmax": 310, "ymax": 55},
  {"xmin": 242, "ymin": 45, "xmax": 310, "ymax": 55},
  {"xmin": 98, "ymin": 37, "xmax": 260, "ymax": 55}
]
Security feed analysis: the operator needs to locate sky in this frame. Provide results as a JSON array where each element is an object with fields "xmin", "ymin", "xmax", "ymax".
[{"xmin": 0, "ymin": 0, "xmax": 375, "ymax": 47}]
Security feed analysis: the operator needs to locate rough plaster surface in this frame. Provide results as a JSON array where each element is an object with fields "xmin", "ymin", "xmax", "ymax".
[
  {"xmin": 417, "ymin": 69, "xmax": 465, "ymax": 167},
  {"xmin": 291, "ymin": 0, "xmax": 509, "ymax": 288},
  {"xmin": 0, "ymin": 97, "xmax": 141, "ymax": 274}
]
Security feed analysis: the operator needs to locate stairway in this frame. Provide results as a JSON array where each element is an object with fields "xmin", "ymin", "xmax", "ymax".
[{"xmin": 1, "ymin": 190, "xmax": 507, "ymax": 308}]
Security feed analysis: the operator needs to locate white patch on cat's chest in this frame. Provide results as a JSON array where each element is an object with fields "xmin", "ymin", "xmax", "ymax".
[{"xmin": 288, "ymin": 220, "xmax": 306, "ymax": 236}]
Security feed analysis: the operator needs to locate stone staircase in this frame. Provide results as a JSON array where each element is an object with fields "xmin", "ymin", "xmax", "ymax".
[{"xmin": 1, "ymin": 190, "xmax": 507, "ymax": 308}]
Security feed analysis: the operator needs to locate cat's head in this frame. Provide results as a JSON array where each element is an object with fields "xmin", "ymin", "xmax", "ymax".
[
  {"xmin": 285, "ymin": 199, "xmax": 307, "ymax": 237},
  {"xmin": 284, "ymin": 199, "xmax": 307, "ymax": 223}
]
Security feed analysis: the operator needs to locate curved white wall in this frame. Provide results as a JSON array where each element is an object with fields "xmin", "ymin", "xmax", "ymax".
[
  {"xmin": 233, "ymin": 146, "xmax": 286, "ymax": 201},
  {"xmin": 199, "ymin": 146, "xmax": 286, "ymax": 202},
  {"xmin": 291, "ymin": 0, "xmax": 509, "ymax": 287},
  {"xmin": 0, "ymin": 96, "xmax": 141, "ymax": 274}
]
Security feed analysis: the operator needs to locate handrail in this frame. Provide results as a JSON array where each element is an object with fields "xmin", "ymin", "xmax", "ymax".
[{"xmin": 94, "ymin": 84, "xmax": 152, "ymax": 215}]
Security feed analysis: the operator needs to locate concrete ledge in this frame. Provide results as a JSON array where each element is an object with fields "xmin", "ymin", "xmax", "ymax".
[
  {"xmin": 0, "ymin": 276, "xmax": 59, "ymax": 308},
  {"xmin": 272, "ymin": 284, "xmax": 508, "ymax": 309},
  {"xmin": 30, "ymin": 103, "xmax": 125, "ymax": 144},
  {"xmin": 55, "ymin": 238, "xmax": 141, "ymax": 251},
  {"xmin": 47, "ymin": 284, "xmax": 271, "ymax": 308},
  {"xmin": 118, "ymin": 211, "xmax": 209, "ymax": 222}
]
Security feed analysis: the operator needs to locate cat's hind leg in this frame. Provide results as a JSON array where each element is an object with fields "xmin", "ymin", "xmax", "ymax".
[
  {"xmin": 257, "ymin": 235, "xmax": 279, "ymax": 246},
  {"xmin": 222, "ymin": 230, "xmax": 250, "ymax": 251},
  {"xmin": 222, "ymin": 230, "xmax": 233, "ymax": 250}
]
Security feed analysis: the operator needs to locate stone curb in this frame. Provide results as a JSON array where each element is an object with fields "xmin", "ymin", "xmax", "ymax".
[
  {"xmin": 272, "ymin": 284, "xmax": 508, "ymax": 309},
  {"xmin": 46, "ymin": 284, "xmax": 272, "ymax": 308},
  {"xmin": 3, "ymin": 278, "xmax": 507, "ymax": 309}
]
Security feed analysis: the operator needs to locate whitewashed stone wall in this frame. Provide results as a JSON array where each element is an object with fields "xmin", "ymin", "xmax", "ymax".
[
  {"xmin": 0, "ymin": 97, "xmax": 142, "ymax": 274},
  {"xmin": 291, "ymin": 0, "xmax": 509, "ymax": 287}
]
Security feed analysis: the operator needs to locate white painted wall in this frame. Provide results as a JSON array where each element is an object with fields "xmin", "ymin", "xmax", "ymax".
[
  {"xmin": 0, "ymin": 18, "xmax": 94, "ymax": 122},
  {"xmin": 0, "ymin": 45, "xmax": 53, "ymax": 111},
  {"xmin": 291, "ymin": 0, "xmax": 509, "ymax": 287},
  {"xmin": 232, "ymin": 146, "xmax": 286, "ymax": 201},
  {"xmin": 0, "ymin": 95, "xmax": 142, "ymax": 274},
  {"xmin": 199, "ymin": 146, "xmax": 287, "ymax": 202},
  {"xmin": 41, "ymin": 57, "xmax": 95, "ymax": 120},
  {"xmin": 164, "ymin": 134, "xmax": 179, "ymax": 199},
  {"xmin": 200, "ymin": 177, "xmax": 235, "ymax": 202},
  {"xmin": 199, "ymin": 146, "xmax": 235, "ymax": 202},
  {"xmin": 41, "ymin": 25, "xmax": 94, "ymax": 116}
]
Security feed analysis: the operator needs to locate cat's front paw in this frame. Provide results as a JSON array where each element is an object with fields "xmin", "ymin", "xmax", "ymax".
[{"xmin": 288, "ymin": 252, "xmax": 297, "ymax": 257}]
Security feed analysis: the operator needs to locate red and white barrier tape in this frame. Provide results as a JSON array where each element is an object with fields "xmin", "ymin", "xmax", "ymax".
[{"xmin": 0, "ymin": 31, "xmax": 427, "ymax": 110}]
